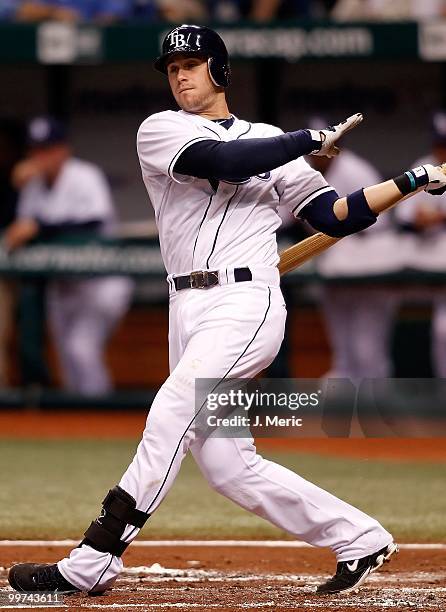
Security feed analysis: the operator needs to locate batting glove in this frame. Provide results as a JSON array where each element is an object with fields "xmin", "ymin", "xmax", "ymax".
[
  {"xmin": 308, "ymin": 113, "xmax": 363, "ymax": 158},
  {"xmin": 422, "ymin": 163, "xmax": 446, "ymax": 195}
]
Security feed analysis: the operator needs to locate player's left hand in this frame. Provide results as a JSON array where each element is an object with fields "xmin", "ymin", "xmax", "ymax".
[
  {"xmin": 310, "ymin": 113, "xmax": 363, "ymax": 158},
  {"xmin": 422, "ymin": 163, "xmax": 446, "ymax": 195}
]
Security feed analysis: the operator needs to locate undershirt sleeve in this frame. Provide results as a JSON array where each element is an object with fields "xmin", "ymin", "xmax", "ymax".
[{"xmin": 174, "ymin": 130, "xmax": 321, "ymax": 182}]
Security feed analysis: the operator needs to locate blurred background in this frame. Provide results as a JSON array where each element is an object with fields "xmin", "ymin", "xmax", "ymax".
[{"xmin": 1, "ymin": 0, "xmax": 446, "ymax": 407}]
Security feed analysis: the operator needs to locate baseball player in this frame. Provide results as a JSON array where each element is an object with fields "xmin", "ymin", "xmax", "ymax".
[
  {"xmin": 9, "ymin": 25, "xmax": 446, "ymax": 596},
  {"xmin": 308, "ymin": 118, "xmax": 398, "ymax": 382},
  {"xmin": 4, "ymin": 116, "xmax": 133, "ymax": 395},
  {"xmin": 394, "ymin": 111, "xmax": 446, "ymax": 377}
]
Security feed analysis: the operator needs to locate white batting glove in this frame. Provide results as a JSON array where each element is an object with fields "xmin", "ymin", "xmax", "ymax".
[
  {"xmin": 422, "ymin": 163, "xmax": 446, "ymax": 195},
  {"xmin": 308, "ymin": 113, "xmax": 363, "ymax": 158}
]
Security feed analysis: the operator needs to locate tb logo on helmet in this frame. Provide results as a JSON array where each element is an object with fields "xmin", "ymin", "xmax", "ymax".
[
  {"xmin": 166, "ymin": 28, "xmax": 193, "ymax": 51},
  {"xmin": 155, "ymin": 25, "xmax": 231, "ymax": 88}
]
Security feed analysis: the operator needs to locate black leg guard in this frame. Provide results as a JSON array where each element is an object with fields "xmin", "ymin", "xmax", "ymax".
[{"xmin": 81, "ymin": 486, "xmax": 150, "ymax": 556}]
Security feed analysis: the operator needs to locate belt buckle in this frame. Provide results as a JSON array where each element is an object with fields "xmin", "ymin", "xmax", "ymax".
[{"xmin": 189, "ymin": 270, "xmax": 219, "ymax": 289}]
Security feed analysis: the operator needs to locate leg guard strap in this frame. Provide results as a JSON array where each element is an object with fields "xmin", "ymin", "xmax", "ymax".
[
  {"xmin": 84, "ymin": 521, "xmax": 129, "ymax": 556},
  {"xmin": 81, "ymin": 485, "xmax": 150, "ymax": 556},
  {"xmin": 102, "ymin": 487, "xmax": 148, "ymax": 528}
]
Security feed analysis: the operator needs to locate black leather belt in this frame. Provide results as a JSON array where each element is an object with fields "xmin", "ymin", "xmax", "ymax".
[{"xmin": 173, "ymin": 267, "xmax": 252, "ymax": 291}]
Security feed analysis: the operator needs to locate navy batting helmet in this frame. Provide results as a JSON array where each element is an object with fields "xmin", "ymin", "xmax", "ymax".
[{"xmin": 154, "ymin": 24, "xmax": 231, "ymax": 88}]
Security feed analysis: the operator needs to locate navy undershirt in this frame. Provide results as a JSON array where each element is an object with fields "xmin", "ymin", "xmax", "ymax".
[
  {"xmin": 174, "ymin": 118, "xmax": 320, "ymax": 183},
  {"xmin": 213, "ymin": 116, "xmax": 235, "ymax": 130}
]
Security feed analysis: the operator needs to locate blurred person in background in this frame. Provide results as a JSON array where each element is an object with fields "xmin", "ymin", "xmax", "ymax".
[
  {"xmin": 394, "ymin": 111, "xmax": 446, "ymax": 378},
  {"xmin": 16, "ymin": 0, "xmax": 132, "ymax": 23},
  {"xmin": 331, "ymin": 0, "xmax": 446, "ymax": 20},
  {"xmin": 308, "ymin": 117, "xmax": 398, "ymax": 382},
  {"xmin": 0, "ymin": 118, "xmax": 25, "ymax": 386},
  {"xmin": 156, "ymin": 0, "xmax": 208, "ymax": 22},
  {"xmin": 5, "ymin": 116, "xmax": 134, "ymax": 395},
  {"xmin": 0, "ymin": 0, "xmax": 21, "ymax": 19},
  {"xmin": 209, "ymin": 0, "xmax": 311, "ymax": 22}
]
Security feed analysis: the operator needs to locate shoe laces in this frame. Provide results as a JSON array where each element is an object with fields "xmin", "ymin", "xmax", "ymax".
[{"xmin": 32, "ymin": 565, "xmax": 66, "ymax": 591}]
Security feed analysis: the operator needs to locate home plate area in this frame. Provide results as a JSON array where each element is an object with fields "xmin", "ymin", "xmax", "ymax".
[{"xmin": 0, "ymin": 543, "xmax": 445, "ymax": 610}]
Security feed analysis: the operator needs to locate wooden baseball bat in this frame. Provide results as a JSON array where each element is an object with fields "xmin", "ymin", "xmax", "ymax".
[{"xmin": 278, "ymin": 232, "xmax": 340, "ymax": 275}]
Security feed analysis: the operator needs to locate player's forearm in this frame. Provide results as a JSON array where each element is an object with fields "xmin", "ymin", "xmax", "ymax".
[
  {"xmin": 302, "ymin": 172, "xmax": 425, "ymax": 236},
  {"xmin": 333, "ymin": 180, "xmax": 403, "ymax": 220},
  {"xmin": 175, "ymin": 131, "xmax": 321, "ymax": 181},
  {"xmin": 299, "ymin": 179, "xmax": 418, "ymax": 240},
  {"xmin": 301, "ymin": 189, "xmax": 378, "ymax": 237},
  {"xmin": 365, "ymin": 180, "xmax": 414, "ymax": 214},
  {"xmin": 346, "ymin": 163, "xmax": 445, "ymax": 217}
]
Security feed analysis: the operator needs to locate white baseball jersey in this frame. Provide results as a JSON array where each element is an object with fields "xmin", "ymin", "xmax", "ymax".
[
  {"xmin": 18, "ymin": 158, "xmax": 116, "ymax": 231},
  {"xmin": 137, "ymin": 110, "xmax": 331, "ymax": 275}
]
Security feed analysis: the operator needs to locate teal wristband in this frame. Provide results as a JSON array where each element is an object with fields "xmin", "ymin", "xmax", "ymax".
[{"xmin": 404, "ymin": 171, "xmax": 417, "ymax": 191}]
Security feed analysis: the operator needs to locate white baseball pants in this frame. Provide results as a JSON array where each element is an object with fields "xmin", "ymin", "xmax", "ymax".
[{"xmin": 58, "ymin": 268, "xmax": 392, "ymax": 592}]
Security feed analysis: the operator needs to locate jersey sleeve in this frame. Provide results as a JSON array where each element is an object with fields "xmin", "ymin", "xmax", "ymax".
[
  {"xmin": 277, "ymin": 157, "xmax": 335, "ymax": 218},
  {"xmin": 137, "ymin": 111, "xmax": 215, "ymax": 184}
]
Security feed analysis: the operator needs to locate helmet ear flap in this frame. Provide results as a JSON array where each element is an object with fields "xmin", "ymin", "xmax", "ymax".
[
  {"xmin": 207, "ymin": 57, "xmax": 220, "ymax": 87},
  {"xmin": 207, "ymin": 57, "xmax": 231, "ymax": 88}
]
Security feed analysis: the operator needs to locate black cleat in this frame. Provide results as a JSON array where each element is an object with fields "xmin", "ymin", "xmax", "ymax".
[
  {"xmin": 316, "ymin": 542, "xmax": 399, "ymax": 595},
  {"xmin": 8, "ymin": 563, "xmax": 80, "ymax": 594}
]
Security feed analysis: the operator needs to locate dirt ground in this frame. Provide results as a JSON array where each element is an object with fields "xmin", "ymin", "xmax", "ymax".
[{"xmin": 0, "ymin": 544, "xmax": 445, "ymax": 611}]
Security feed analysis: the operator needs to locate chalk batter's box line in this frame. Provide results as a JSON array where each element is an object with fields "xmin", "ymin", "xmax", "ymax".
[{"xmin": 0, "ymin": 540, "xmax": 444, "ymax": 550}]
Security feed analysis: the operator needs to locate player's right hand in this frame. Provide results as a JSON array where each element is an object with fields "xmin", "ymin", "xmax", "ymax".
[{"xmin": 309, "ymin": 113, "xmax": 363, "ymax": 158}]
